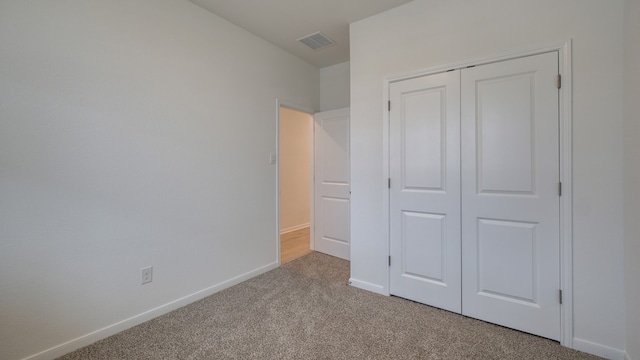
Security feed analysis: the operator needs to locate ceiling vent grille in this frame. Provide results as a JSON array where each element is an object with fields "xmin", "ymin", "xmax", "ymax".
[{"xmin": 297, "ymin": 32, "xmax": 335, "ymax": 50}]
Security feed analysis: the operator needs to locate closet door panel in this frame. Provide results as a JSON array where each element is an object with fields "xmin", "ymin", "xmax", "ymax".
[
  {"xmin": 389, "ymin": 71, "xmax": 461, "ymax": 313},
  {"xmin": 461, "ymin": 52, "xmax": 560, "ymax": 340}
]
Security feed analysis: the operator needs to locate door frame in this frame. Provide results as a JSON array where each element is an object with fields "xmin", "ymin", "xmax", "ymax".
[
  {"xmin": 276, "ymin": 99, "xmax": 316, "ymax": 266},
  {"xmin": 381, "ymin": 40, "xmax": 574, "ymax": 348}
]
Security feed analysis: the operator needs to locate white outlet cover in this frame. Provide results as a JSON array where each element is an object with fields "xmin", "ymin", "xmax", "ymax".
[{"xmin": 141, "ymin": 266, "xmax": 153, "ymax": 285}]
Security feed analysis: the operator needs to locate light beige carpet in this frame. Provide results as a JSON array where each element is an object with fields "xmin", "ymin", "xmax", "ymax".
[{"xmin": 58, "ymin": 252, "xmax": 599, "ymax": 359}]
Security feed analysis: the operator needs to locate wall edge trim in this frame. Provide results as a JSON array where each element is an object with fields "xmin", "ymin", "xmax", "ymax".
[
  {"xmin": 348, "ymin": 278, "xmax": 385, "ymax": 295},
  {"xmin": 280, "ymin": 223, "xmax": 311, "ymax": 235},
  {"xmin": 573, "ymin": 337, "xmax": 626, "ymax": 360},
  {"xmin": 22, "ymin": 261, "xmax": 279, "ymax": 360}
]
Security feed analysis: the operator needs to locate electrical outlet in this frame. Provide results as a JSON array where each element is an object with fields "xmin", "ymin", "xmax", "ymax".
[{"xmin": 141, "ymin": 266, "xmax": 153, "ymax": 285}]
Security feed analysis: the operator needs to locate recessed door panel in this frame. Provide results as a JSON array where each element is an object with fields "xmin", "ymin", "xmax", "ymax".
[
  {"xmin": 321, "ymin": 197, "xmax": 349, "ymax": 244},
  {"xmin": 390, "ymin": 70, "xmax": 461, "ymax": 314},
  {"xmin": 477, "ymin": 218, "xmax": 537, "ymax": 303},
  {"xmin": 476, "ymin": 74, "xmax": 535, "ymax": 194},
  {"xmin": 402, "ymin": 88, "xmax": 446, "ymax": 191},
  {"xmin": 321, "ymin": 117, "xmax": 349, "ymax": 184},
  {"xmin": 402, "ymin": 211, "xmax": 446, "ymax": 284}
]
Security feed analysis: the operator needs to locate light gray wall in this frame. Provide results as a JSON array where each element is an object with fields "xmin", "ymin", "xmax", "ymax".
[
  {"xmin": 0, "ymin": 1, "xmax": 319, "ymax": 359},
  {"xmin": 624, "ymin": 0, "xmax": 640, "ymax": 359},
  {"xmin": 320, "ymin": 61, "xmax": 350, "ymax": 111},
  {"xmin": 350, "ymin": 0, "xmax": 625, "ymax": 358}
]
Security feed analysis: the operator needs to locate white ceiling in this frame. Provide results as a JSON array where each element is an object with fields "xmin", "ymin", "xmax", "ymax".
[{"xmin": 188, "ymin": 0, "xmax": 414, "ymax": 68}]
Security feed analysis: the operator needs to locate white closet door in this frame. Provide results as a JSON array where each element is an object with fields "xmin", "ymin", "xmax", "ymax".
[
  {"xmin": 389, "ymin": 71, "xmax": 461, "ymax": 313},
  {"xmin": 460, "ymin": 52, "xmax": 560, "ymax": 340},
  {"xmin": 314, "ymin": 108, "xmax": 350, "ymax": 260}
]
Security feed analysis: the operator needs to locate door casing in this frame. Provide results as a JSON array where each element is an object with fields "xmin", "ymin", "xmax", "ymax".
[{"xmin": 382, "ymin": 40, "xmax": 574, "ymax": 348}]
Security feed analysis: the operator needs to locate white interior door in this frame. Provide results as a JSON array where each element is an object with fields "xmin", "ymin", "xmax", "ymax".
[
  {"xmin": 461, "ymin": 51, "xmax": 560, "ymax": 340},
  {"xmin": 389, "ymin": 71, "xmax": 462, "ymax": 313},
  {"xmin": 314, "ymin": 108, "xmax": 350, "ymax": 260},
  {"xmin": 388, "ymin": 51, "xmax": 561, "ymax": 340}
]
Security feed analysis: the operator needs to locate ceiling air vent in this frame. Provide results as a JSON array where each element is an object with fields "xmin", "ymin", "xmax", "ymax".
[{"xmin": 297, "ymin": 32, "xmax": 335, "ymax": 50}]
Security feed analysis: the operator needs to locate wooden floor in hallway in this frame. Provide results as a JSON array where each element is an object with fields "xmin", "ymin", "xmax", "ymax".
[{"xmin": 280, "ymin": 226, "xmax": 310, "ymax": 264}]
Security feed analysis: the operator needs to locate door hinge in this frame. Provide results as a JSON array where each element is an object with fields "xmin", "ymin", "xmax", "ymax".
[
  {"xmin": 559, "ymin": 289, "xmax": 563, "ymax": 304},
  {"xmin": 559, "ymin": 182, "xmax": 562, "ymax": 196},
  {"xmin": 388, "ymin": 178, "xmax": 391, "ymax": 189},
  {"xmin": 388, "ymin": 100, "xmax": 391, "ymax": 111},
  {"xmin": 557, "ymin": 74, "xmax": 562, "ymax": 89},
  {"xmin": 388, "ymin": 256, "xmax": 391, "ymax": 266}
]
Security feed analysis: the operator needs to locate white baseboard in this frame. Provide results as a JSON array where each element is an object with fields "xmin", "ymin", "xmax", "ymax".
[
  {"xmin": 573, "ymin": 337, "xmax": 626, "ymax": 360},
  {"xmin": 280, "ymin": 223, "xmax": 310, "ymax": 235},
  {"xmin": 23, "ymin": 261, "xmax": 279, "ymax": 360},
  {"xmin": 348, "ymin": 278, "xmax": 386, "ymax": 295},
  {"xmin": 345, "ymin": 282, "xmax": 630, "ymax": 360}
]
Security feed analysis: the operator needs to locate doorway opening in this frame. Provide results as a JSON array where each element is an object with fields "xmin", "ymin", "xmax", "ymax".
[{"xmin": 278, "ymin": 105, "xmax": 313, "ymax": 264}]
